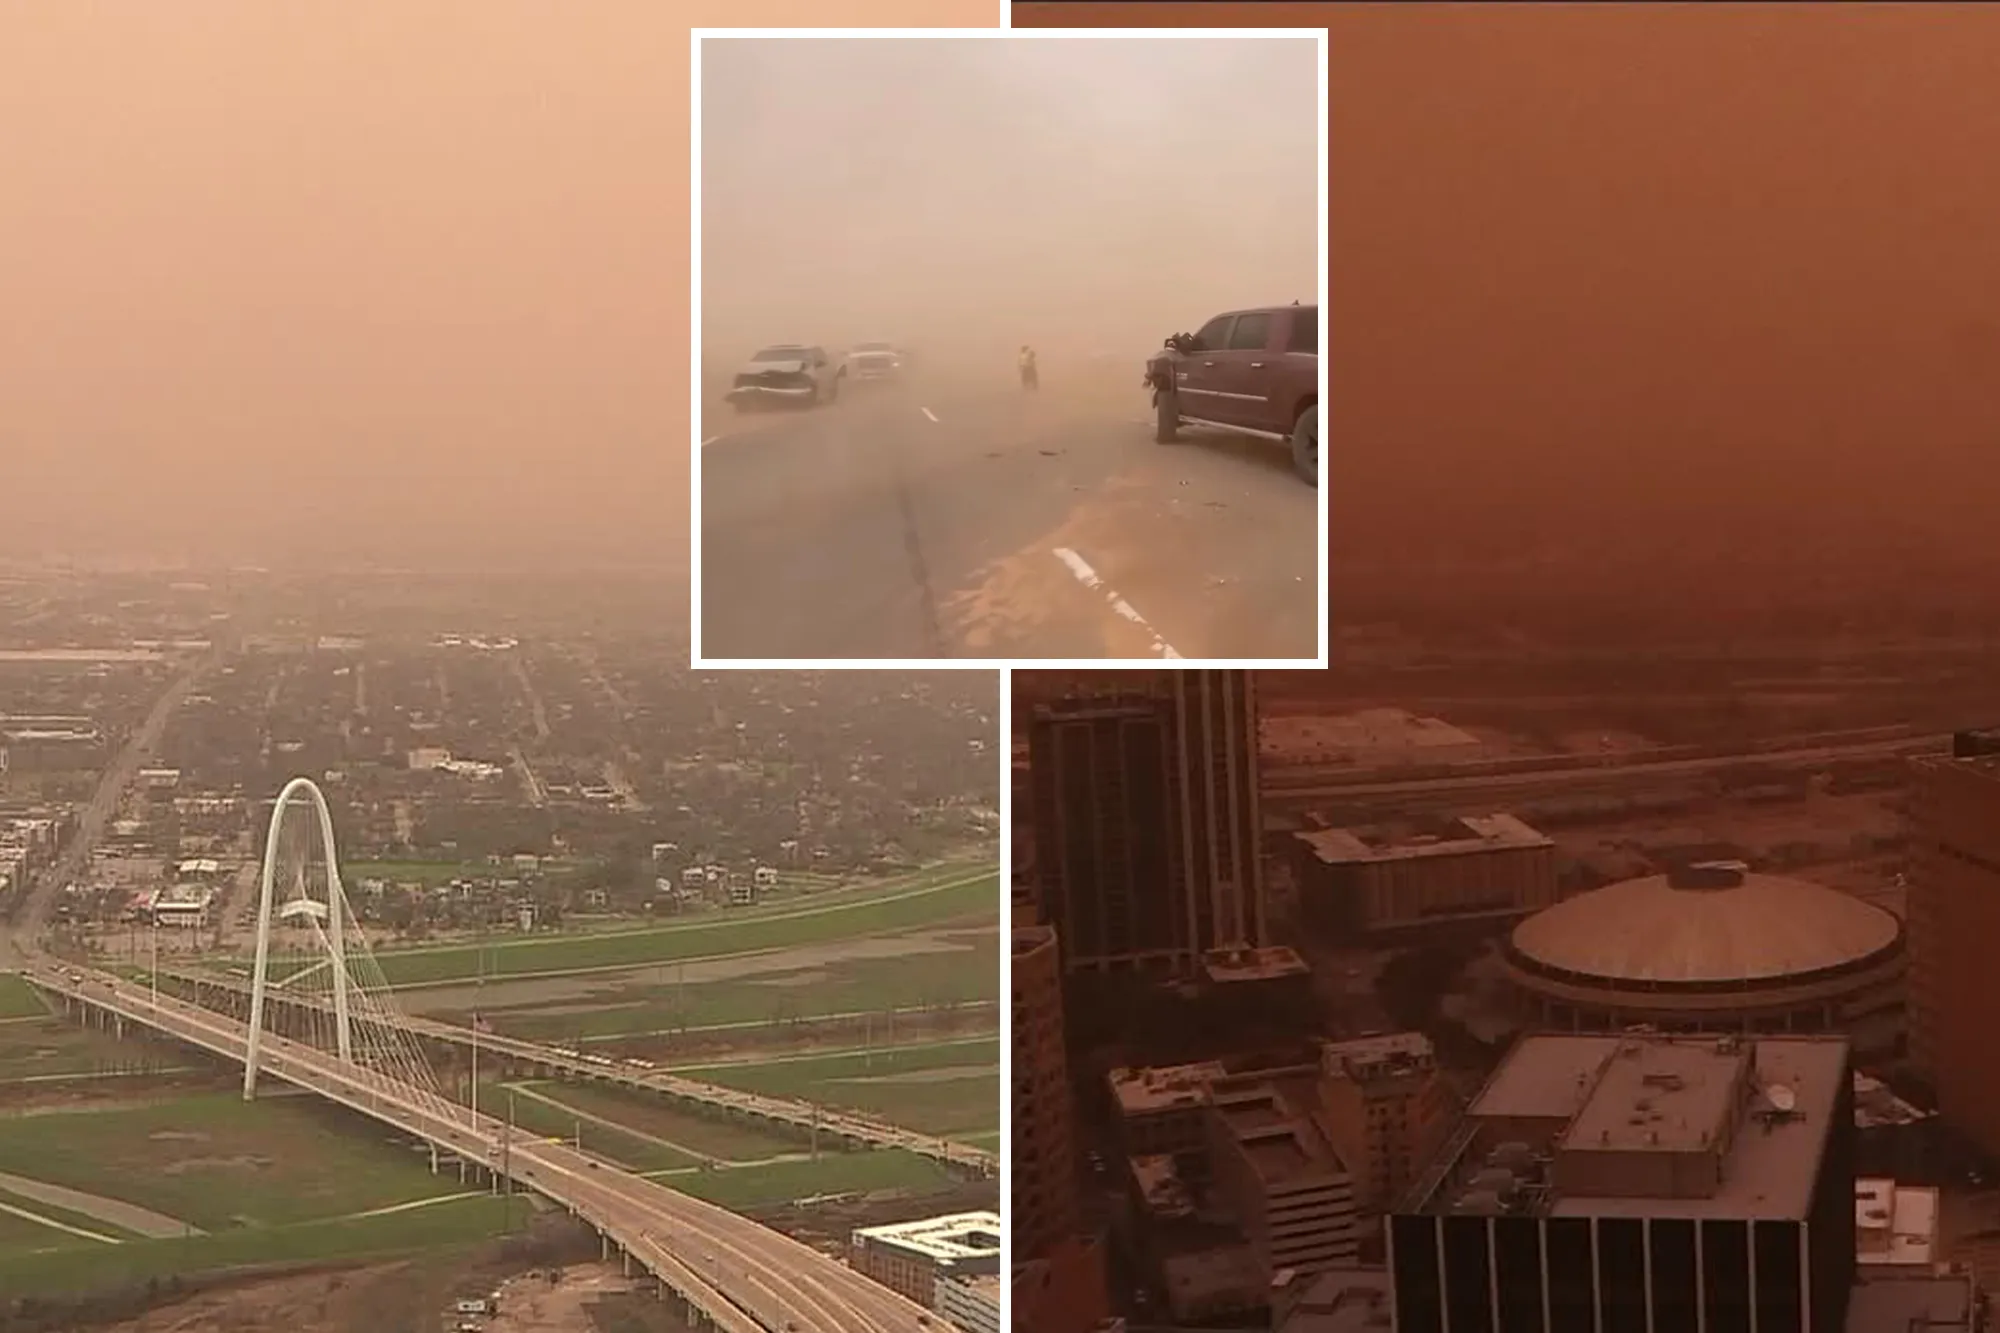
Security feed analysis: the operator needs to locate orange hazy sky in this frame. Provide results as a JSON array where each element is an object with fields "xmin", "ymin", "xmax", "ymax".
[
  {"xmin": 0, "ymin": 6, "xmax": 678, "ymax": 569},
  {"xmin": 1329, "ymin": 2, "xmax": 2000, "ymax": 566}
]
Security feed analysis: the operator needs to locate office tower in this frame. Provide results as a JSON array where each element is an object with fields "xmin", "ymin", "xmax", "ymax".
[
  {"xmin": 1012, "ymin": 917, "xmax": 1080, "ymax": 1260},
  {"xmin": 1389, "ymin": 1032, "xmax": 1855, "ymax": 1333},
  {"xmin": 1907, "ymin": 727, "xmax": 2000, "ymax": 1156},
  {"xmin": 1025, "ymin": 669, "xmax": 1263, "ymax": 973},
  {"xmin": 1168, "ymin": 669, "xmax": 1265, "ymax": 955}
]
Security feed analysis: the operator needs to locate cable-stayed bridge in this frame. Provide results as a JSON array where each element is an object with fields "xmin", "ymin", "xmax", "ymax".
[{"xmin": 27, "ymin": 778, "xmax": 958, "ymax": 1333}]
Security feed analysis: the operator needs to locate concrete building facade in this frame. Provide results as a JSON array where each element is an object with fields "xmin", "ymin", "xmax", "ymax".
[
  {"xmin": 1026, "ymin": 670, "xmax": 1264, "ymax": 974},
  {"xmin": 1012, "ymin": 919, "xmax": 1080, "ymax": 1261},
  {"xmin": 1294, "ymin": 813, "xmax": 1557, "ymax": 938},
  {"xmin": 1907, "ymin": 729, "xmax": 2000, "ymax": 1158},
  {"xmin": 1390, "ymin": 1031, "xmax": 1855, "ymax": 1333},
  {"xmin": 1315, "ymin": 1032, "xmax": 1457, "ymax": 1214},
  {"xmin": 848, "ymin": 1211, "xmax": 1002, "ymax": 1310}
]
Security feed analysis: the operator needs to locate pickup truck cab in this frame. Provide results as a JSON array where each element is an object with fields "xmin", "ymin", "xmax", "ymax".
[{"xmin": 1145, "ymin": 302, "xmax": 1319, "ymax": 484}]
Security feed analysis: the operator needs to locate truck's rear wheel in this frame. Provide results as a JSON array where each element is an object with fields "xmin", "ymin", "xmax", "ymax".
[
  {"xmin": 1291, "ymin": 405, "xmax": 1318, "ymax": 485},
  {"xmin": 1153, "ymin": 389, "xmax": 1180, "ymax": 443}
]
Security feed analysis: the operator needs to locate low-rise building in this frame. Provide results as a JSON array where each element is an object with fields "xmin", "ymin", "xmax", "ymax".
[
  {"xmin": 1293, "ymin": 813, "xmax": 1557, "ymax": 938},
  {"xmin": 1315, "ymin": 1032, "xmax": 1457, "ymax": 1214},
  {"xmin": 937, "ymin": 1274, "xmax": 1000, "ymax": 1333},
  {"xmin": 1207, "ymin": 1081, "xmax": 1360, "ymax": 1278},
  {"xmin": 849, "ymin": 1210, "xmax": 1002, "ymax": 1309}
]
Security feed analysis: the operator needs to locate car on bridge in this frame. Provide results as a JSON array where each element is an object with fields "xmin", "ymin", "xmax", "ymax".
[
  {"xmin": 725, "ymin": 344, "xmax": 845, "ymax": 410},
  {"xmin": 1145, "ymin": 301, "xmax": 1319, "ymax": 485}
]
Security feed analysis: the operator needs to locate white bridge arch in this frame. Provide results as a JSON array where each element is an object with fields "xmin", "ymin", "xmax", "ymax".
[{"xmin": 244, "ymin": 776, "xmax": 354, "ymax": 1098}]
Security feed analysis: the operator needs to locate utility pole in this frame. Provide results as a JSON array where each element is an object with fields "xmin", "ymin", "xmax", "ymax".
[
  {"xmin": 471, "ymin": 945, "xmax": 483, "ymax": 1126},
  {"xmin": 149, "ymin": 920, "xmax": 158, "ymax": 1009}
]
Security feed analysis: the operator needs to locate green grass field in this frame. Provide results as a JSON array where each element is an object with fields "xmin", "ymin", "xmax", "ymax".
[
  {"xmin": 669, "ymin": 1149, "xmax": 958, "ymax": 1209},
  {"xmin": 480, "ymin": 941, "xmax": 997, "ymax": 1042},
  {"xmin": 515, "ymin": 1080, "xmax": 806, "ymax": 1163},
  {"xmin": 480, "ymin": 1080, "xmax": 704, "ymax": 1173},
  {"xmin": 0, "ymin": 1017, "xmax": 188, "ymax": 1083},
  {"xmin": 0, "ymin": 972, "xmax": 48, "ymax": 1020},
  {"xmin": 0, "ymin": 1192, "xmax": 531, "ymax": 1298},
  {"xmin": 677, "ymin": 1038, "xmax": 999, "ymax": 1139},
  {"xmin": 0, "ymin": 1092, "xmax": 472, "ymax": 1231},
  {"xmin": 371, "ymin": 867, "xmax": 997, "ymax": 987}
]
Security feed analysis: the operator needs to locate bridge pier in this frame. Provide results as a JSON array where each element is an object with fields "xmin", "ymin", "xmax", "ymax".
[{"xmin": 429, "ymin": 1143, "xmax": 439, "ymax": 1175}]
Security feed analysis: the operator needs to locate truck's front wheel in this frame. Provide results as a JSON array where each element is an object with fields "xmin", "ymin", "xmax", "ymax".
[
  {"xmin": 1291, "ymin": 405, "xmax": 1318, "ymax": 485},
  {"xmin": 1153, "ymin": 389, "xmax": 1180, "ymax": 444}
]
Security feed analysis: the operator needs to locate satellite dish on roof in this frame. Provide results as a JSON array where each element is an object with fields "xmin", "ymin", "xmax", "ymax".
[{"xmin": 1767, "ymin": 1083, "xmax": 1797, "ymax": 1113}]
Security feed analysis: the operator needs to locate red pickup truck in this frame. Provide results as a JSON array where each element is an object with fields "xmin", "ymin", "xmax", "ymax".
[{"xmin": 1144, "ymin": 302, "xmax": 1319, "ymax": 485}]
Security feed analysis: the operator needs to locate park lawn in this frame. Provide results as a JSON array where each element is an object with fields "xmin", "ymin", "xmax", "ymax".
[
  {"xmin": 483, "ymin": 943, "xmax": 998, "ymax": 1041},
  {"xmin": 0, "ymin": 1092, "xmax": 466, "ymax": 1231},
  {"xmin": 373, "ymin": 869, "xmax": 998, "ymax": 987},
  {"xmin": 671, "ymin": 1149, "xmax": 959, "ymax": 1210},
  {"xmin": 515, "ymin": 1080, "xmax": 801, "ymax": 1163},
  {"xmin": 0, "ymin": 1018, "xmax": 184, "ymax": 1082},
  {"xmin": 0, "ymin": 972, "xmax": 47, "ymax": 1020},
  {"xmin": 676, "ymin": 1038, "xmax": 1000, "ymax": 1139},
  {"xmin": 481, "ymin": 1080, "xmax": 702, "ymax": 1174},
  {"xmin": 0, "ymin": 1192, "xmax": 532, "ymax": 1298}
]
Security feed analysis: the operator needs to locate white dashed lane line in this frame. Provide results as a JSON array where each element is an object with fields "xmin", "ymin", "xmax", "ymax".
[
  {"xmin": 700, "ymin": 435, "xmax": 723, "ymax": 448},
  {"xmin": 921, "ymin": 407, "xmax": 940, "ymax": 423},
  {"xmin": 1052, "ymin": 547, "xmax": 1184, "ymax": 660}
]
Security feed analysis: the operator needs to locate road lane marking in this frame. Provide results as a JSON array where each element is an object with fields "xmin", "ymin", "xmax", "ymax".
[
  {"xmin": 1052, "ymin": 548, "xmax": 1184, "ymax": 660},
  {"xmin": 700, "ymin": 435, "xmax": 722, "ymax": 448},
  {"xmin": 921, "ymin": 407, "xmax": 939, "ymax": 423}
]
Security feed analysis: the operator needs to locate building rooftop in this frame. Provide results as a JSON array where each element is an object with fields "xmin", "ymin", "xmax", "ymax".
[
  {"xmin": 1202, "ymin": 945, "xmax": 1310, "ymax": 984},
  {"xmin": 1845, "ymin": 1269, "xmax": 1976, "ymax": 1333},
  {"xmin": 1322, "ymin": 1032, "xmax": 1436, "ymax": 1082},
  {"xmin": 1296, "ymin": 814, "xmax": 1550, "ymax": 866},
  {"xmin": 1422, "ymin": 1032, "xmax": 1847, "ymax": 1221},
  {"xmin": 852, "ymin": 1210, "xmax": 1001, "ymax": 1263},
  {"xmin": 1273, "ymin": 1267, "xmax": 1392, "ymax": 1333},
  {"xmin": 1855, "ymin": 1178, "xmax": 1937, "ymax": 1267},
  {"xmin": 1110, "ymin": 1061, "xmax": 1227, "ymax": 1117},
  {"xmin": 1211, "ymin": 1083, "xmax": 1345, "ymax": 1187},
  {"xmin": 1509, "ymin": 862, "xmax": 1901, "ymax": 987}
]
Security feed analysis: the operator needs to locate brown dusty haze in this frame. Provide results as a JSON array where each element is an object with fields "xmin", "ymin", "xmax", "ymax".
[
  {"xmin": 698, "ymin": 36, "xmax": 1319, "ymax": 382},
  {"xmin": 0, "ymin": 6, "xmax": 678, "ymax": 571},
  {"xmin": 1323, "ymin": 3, "xmax": 2000, "ymax": 643}
]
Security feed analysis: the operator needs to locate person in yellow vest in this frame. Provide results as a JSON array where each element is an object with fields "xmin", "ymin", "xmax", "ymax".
[{"xmin": 1018, "ymin": 345, "xmax": 1039, "ymax": 391}]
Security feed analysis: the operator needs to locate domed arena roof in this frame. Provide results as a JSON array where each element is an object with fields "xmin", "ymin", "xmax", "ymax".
[{"xmin": 1509, "ymin": 863, "xmax": 1901, "ymax": 988}]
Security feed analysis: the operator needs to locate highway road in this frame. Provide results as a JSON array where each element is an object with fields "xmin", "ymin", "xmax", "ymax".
[
  {"xmin": 30, "ymin": 964, "xmax": 940, "ymax": 1333},
  {"xmin": 148, "ymin": 963, "xmax": 996, "ymax": 1175},
  {"xmin": 1265, "ymin": 733, "xmax": 1950, "ymax": 801},
  {"xmin": 698, "ymin": 374, "xmax": 1319, "ymax": 661}
]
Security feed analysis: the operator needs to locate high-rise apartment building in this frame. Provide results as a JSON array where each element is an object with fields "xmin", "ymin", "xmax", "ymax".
[
  {"xmin": 1012, "ymin": 918, "xmax": 1080, "ymax": 1260},
  {"xmin": 1026, "ymin": 669, "xmax": 1263, "ymax": 973},
  {"xmin": 1907, "ymin": 728, "xmax": 2000, "ymax": 1157},
  {"xmin": 1389, "ymin": 1031, "xmax": 1855, "ymax": 1333}
]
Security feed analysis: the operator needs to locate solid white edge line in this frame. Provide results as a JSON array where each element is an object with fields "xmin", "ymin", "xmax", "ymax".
[
  {"xmin": 921, "ymin": 407, "xmax": 940, "ymax": 423},
  {"xmin": 1051, "ymin": 547, "xmax": 1184, "ymax": 660}
]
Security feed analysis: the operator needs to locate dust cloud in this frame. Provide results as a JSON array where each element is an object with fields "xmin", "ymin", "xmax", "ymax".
[
  {"xmin": 698, "ymin": 37, "xmax": 1319, "ymax": 386},
  {"xmin": 1330, "ymin": 5, "xmax": 2000, "ymax": 642}
]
